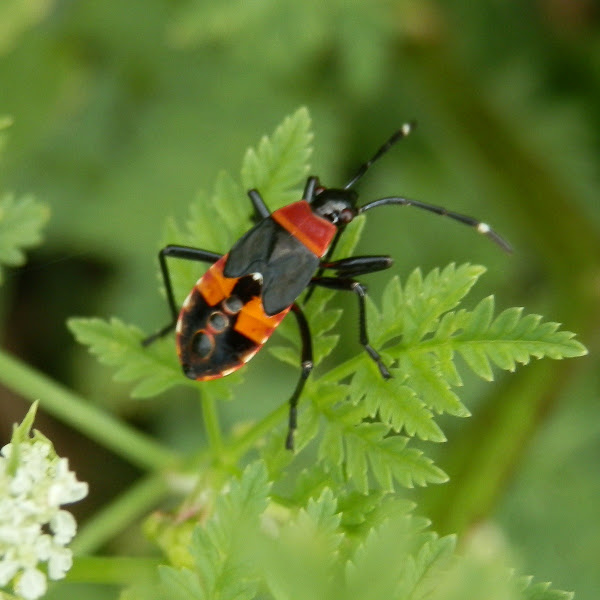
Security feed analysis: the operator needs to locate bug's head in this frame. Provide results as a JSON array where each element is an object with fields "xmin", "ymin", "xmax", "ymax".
[{"xmin": 311, "ymin": 187, "xmax": 359, "ymax": 227}]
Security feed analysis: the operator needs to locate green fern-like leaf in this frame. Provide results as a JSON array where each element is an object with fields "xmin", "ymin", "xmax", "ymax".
[
  {"xmin": 285, "ymin": 262, "xmax": 587, "ymax": 493},
  {"xmin": 67, "ymin": 317, "xmax": 188, "ymax": 398},
  {"xmin": 67, "ymin": 316, "xmax": 241, "ymax": 400},
  {"xmin": 159, "ymin": 462, "xmax": 270, "ymax": 600},
  {"xmin": 241, "ymin": 106, "xmax": 312, "ymax": 208},
  {"xmin": 0, "ymin": 194, "xmax": 49, "ymax": 283},
  {"xmin": 518, "ymin": 577, "xmax": 574, "ymax": 600},
  {"xmin": 151, "ymin": 457, "xmax": 575, "ymax": 600},
  {"xmin": 259, "ymin": 487, "xmax": 344, "ymax": 600},
  {"xmin": 399, "ymin": 535, "xmax": 457, "ymax": 600},
  {"xmin": 453, "ymin": 297, "xmax": 587, "ymax": 380},
  {"xmin": 317, "ymin": 403, "xmax": 448, "ymax": 494}
]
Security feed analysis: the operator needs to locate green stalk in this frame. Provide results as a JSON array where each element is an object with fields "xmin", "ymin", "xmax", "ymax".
[
  {"xmin": 225, "ymin": 402, "xmax": 288, "ymax": 462},
  {"xmin": 201, "ymin": 393, "xmax": 223, "ymax": 453},
  {"xmin": 0, "ymin": 349, "xmax": 180, "ymax": 471},
  {"xmin": 67, "ymin": 556, "xmax": 160, "ymax": 584},
  {"xmin": 72, "ymin": 472, "xmax": 169, "ymax": 555}
]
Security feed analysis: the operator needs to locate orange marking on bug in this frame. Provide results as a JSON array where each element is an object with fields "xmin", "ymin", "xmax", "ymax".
[
  {"xmin": 197, "ymin": 255, "xmax": 236, "ymax": 306},
  {"xmin": 235, "ymin": 296, "xmax": 290, "ymax": 345},
  {"xmin": 272, "ymin": 201, "xmax": 336, "ymax": 257}
]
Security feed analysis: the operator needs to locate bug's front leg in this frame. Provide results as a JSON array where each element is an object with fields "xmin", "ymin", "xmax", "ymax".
[{"xmin": 320, "ymin": 255, "xmax": 393, "ymax": 278}]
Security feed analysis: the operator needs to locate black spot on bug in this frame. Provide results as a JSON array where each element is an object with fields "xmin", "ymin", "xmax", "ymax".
[
  {"xmin": 223, "ymin": 295, "xmax": 243, "ymax": 314},
  {"xmin": 208, "ymin": 311, "xmax": 228, "ymax": 332},
  {"xmin": 191, "ymin": 330, "xmax": 214, "ymax": 359}
]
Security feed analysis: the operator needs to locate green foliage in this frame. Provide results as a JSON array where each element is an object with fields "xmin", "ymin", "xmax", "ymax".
[
  {"xmin": 67, "ymin": 317, "xmax": 186, "ymax": 398},
  {"xmin": 65, "ymin": 109, "xmax": 585, "ymax": 600},
  {"xmin": 1, "ymin": 0, "xmax": 598, "ymax": 595},
  {"xmin": 278, "ymin": 262, "xmax": 585, "ymax": 494},
  {"xmin": 155, "ymin": 461, "xmax": 572, "ymax": 600},
  {"xmin": 0, "ymin": 0, "xmax": 54, "ymax": 55},
  {"xmin": 240, "ymin": 106, "xmax": 313, "ymax": 207},
  {"xmin": 167, "ymin": 1, "xmax": 394, "ymax": 98},
  {"xmin": 0, "ymin": 194, "xmax": 49, "ymax": 284},
  {"xmin": 159, "ymin": 462, "xmax": 270, "ymax": 600},
  {"xmin": 0, "ymin": 115, "xmax": 49, "ymax": 284},
  {"xmin": 69, "ymin": 108, "xmax": 586, "ymax": 477}
]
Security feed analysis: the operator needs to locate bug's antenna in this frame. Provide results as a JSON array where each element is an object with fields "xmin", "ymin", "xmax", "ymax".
[
  {"xmin": 358, "ymin": 196, "xmax": 512, "ymax": 252},
  {"xmin": 344, "ymin": 122, "xmax": 416, "ymax": 190}
]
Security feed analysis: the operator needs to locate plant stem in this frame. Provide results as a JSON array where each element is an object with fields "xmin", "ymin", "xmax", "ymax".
[
  {"xmin": 320, "ymin": 355, "xmax": 362, "ymax": 384},
  {"xmin": 67, "ymin": 556, "xmax": 161, "ymax": 584},
  {"xmin": 71, "ymin": 472, "xmax": 169, "ymax": 555},
  {"xmin": 71, "ymin": 474, "xmax": 167, "ymax": 554},
  {"xmin": 225, "ymin": 402, "xmax": 288, "ymax": 462},
  {"xmin": 201, "ymin": 393, "xmax": 223, "ymax": 453},
  {"xmin": 0, "ymin": 349, "xmax": 180, "ymax": 471}
]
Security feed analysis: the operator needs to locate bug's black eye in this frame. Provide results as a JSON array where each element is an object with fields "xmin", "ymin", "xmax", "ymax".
[
  {"xmin": 208, "ymin": 311, "xmax": 228, "ymax": 332},
  {"xmin": 340, "ymin": 208, "xmax": 354, "ymax": 224},
  {"xmin": 312, "ymin": 192, "xmax": 357, "ymax": 226},
  {"xmin": 191, "ymin": 330, "xmax": 214, "ymax": 359}
]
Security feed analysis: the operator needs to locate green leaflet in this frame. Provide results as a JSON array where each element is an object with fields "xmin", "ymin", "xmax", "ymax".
[
  {"xmin": 0, "ymin": 194, "xmax": 49, "ymax": 283},
  {"xmin": 67, "ymin": 316, "xmax": 241, "ymax": 400},
  {"xmin": 241, "ymin": 106, "xmax": 312, "ymax": 208},
  {"xmin": 161, "ymin": 471, "xmax": 572, "ymax": 600},
  {"xmin": 159, "ymin": 462, "xmax": 270, "ymax": 600},
  {"xmin": 293, "ymin": 262, "xmax": 586, "ymax": 493},
  {"xmin": 67, "ymin": 317, "xmax": 189, "ymax": 398},
  {"xmin": 316, "ymin": 403, "xmax": 448, "ymax": 494}
]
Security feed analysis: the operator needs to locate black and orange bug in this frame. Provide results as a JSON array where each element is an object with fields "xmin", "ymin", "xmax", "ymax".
[{"xmin": 143, "ymin": 123, "xmax": 511, "ymax": 450}]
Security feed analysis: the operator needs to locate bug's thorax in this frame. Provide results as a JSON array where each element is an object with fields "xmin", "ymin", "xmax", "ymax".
[{"xmin": 271, "ymin": 200, "xmax": 337, "ymax": 257}]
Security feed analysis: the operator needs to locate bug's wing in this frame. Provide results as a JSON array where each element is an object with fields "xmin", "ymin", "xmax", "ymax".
[
  {"xmin": 223, "ymin": 218, "xmax": 278, "ymax": 277},
  {"xmin": 224, "ymin": 218, "xmax": 319, "ymax": 315}
]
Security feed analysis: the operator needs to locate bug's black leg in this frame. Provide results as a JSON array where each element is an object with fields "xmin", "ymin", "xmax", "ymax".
[
  {"xmin": 303, "ymin": 176, "xmax": 319, "ymax": 203},
  {"xmin": 304, "ymin": 251, "xmax": 390, "ymax": 304},
  {"xmin": 303, "ymin": 227, "xmax": 346, "ymax": 304},
  {"xmin": 320, "ymin": 255, "xmax": 393, "ymax": 278},
  {"xmin": 311, "ymin": 276, "xmax": 392, "ymax": 380},
  {"xmin": 248, "ymin": 189, "xmax": 270, "ymax": 222},
  {"xmin": 285, "ymin": 303, "xmax": 314, "ymax": 451},
  {"xmin": 142, "ymin": 245, "xmax": 222, "ymax": 346}
]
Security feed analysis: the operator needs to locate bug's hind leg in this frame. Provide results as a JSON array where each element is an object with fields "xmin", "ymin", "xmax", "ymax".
[
  {"xmin": 142, "ymin": 245, "xmax": 222, "ymax": 346},
  {"xmin": 285, "ymin": 303, "xmax": 314, "ymax": 451},
  {"xmin": 310, "ymin": 275, "xmax": 392, "ymax": 379}
]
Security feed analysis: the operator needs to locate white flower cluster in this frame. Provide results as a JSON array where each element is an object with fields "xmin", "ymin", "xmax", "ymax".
[{"xmin": 0, "ymin": 427, "xmax": 88, "ymax": 600}]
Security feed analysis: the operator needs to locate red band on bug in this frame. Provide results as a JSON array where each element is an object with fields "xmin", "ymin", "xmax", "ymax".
[{"xmin": 272, "ymin": 201, "xmax": 336, "ymax": 257}]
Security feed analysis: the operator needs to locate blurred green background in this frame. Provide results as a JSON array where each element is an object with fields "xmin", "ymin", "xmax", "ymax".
[{"xmin": 0, "ymin": 1, "xmax": 598, "ymax": 599}]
